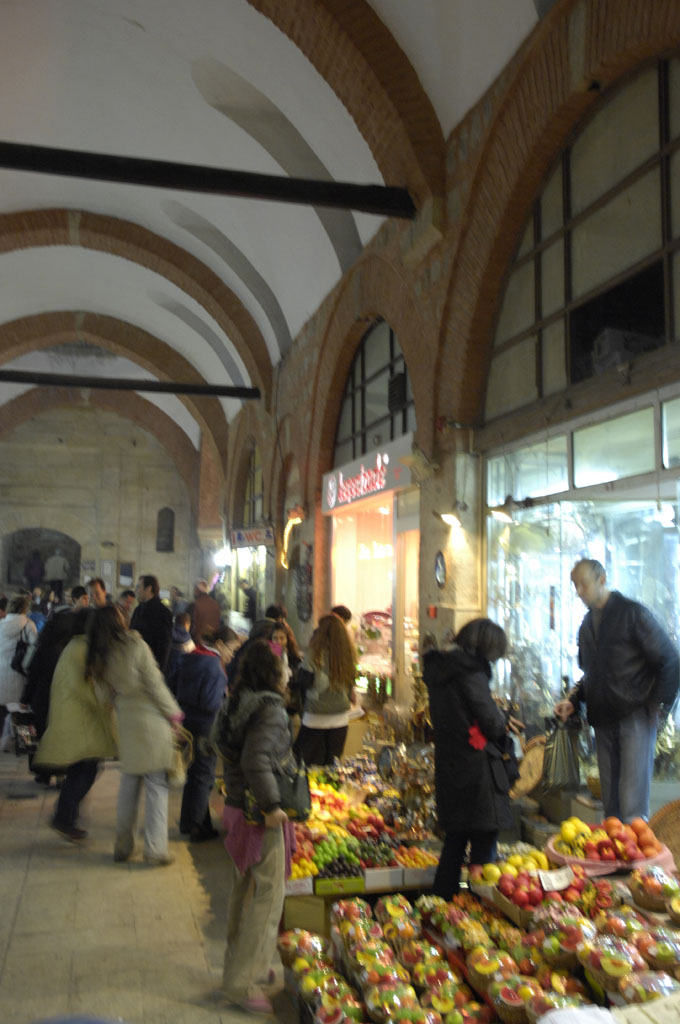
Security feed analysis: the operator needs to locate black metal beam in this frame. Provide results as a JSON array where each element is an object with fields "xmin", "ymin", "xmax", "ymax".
[
  {"xmin": 0, "ymin": 140, "xmax": 417, "ymax": 219},
  {"xmin": 0, "ymin": 368, "xmax": 260, "ymax": 399}
]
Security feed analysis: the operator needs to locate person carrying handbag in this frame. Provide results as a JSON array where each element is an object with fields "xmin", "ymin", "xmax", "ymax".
[
  {"xmin": 423, "ymin": 618, "xmax": 522, "ymax": 898},
  {"xmin": 0, "ymin": 593, "xmax": 38, "ymax": 747},
  {"xmin": 214, "ymin": 638, "xmax": 296, "ymax": 1014}
]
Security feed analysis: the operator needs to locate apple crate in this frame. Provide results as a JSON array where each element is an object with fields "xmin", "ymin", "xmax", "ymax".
[
  {"xmin": 315, "ymin": 875, "xmax": 365, "ymax": 896},
  {"xmin": 364, "ymin": 867, "xmax": 404, "ymax": 891},
  {"xmin": 493, "ymin": 887, "xmax": 535, "ymax": 928}
]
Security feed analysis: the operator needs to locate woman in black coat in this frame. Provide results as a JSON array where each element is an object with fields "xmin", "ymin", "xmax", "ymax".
[{"xmin": 424, "ymin": 617, "xmax": 516, "ymax": 898}]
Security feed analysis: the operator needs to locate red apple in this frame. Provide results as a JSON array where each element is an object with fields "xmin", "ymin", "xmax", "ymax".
[
  {"xmin": 512, "ymin": 889, "xmax": 530, "ymax": 908},
  {"xmin": 563, "ymin": 887, "xmax": 581, "ymax": 904},
  {"xmin": 543, "ymin": 891, "xmax": 564, "ymax": 903},
  {"xmin": 527, "ymin": 886, "xmax": 544, "ymax": 907}
]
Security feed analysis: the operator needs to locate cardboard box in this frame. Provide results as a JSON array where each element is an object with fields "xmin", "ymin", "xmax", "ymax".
[
  {"xmin": 403, "ymin": 866, "xmax": 436, "ymax": 889},
  {"xmin": 315, "ymin": 876, "xmax": 365, "ymax": 896},
  {"xmin": 285, "ymin": 877, "xmax": 314, "ymax": 896},
  {"xmin": 492, "ymin": 887, "xmax": 534, "ymax": 928},
  {"xmin": 364, "ymin": 867, "xmax": 404, "ymax": 892},
  {"xmin": 283, "ymin": 894, "xmax": 331, "ymax": 936}
]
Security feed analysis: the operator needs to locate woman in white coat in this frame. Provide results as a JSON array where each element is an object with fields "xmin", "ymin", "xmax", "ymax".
[
  {"xmin": 87, "ymin": 605, "xmax": 183, "ymax": 865},
  {"xmin": 0, "ymin": 593, "xmax": 38, "ymax": 744}
]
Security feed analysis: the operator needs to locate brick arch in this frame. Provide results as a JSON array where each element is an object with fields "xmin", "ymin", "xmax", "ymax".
[
  {"xmin": 247, "ymin": 0, "xmax": 444, "ymax": 205},
  {"xmin": 0, "ymin": 386, "xmax": 199, "ymax": 513},
  {"xmin": 304, "ymin": 252, "xmax": 433, "ymax": 506},
  {"xmin": 437, "ymin": 0, "xmax": 680, "ymax": 426},
  {"xmin": 0, "ymin": 209, "xmax": 273, "ymax": 405},
  {"xmin": 0, "ymin": 311, "xmax": 229, "ymax": 476},
  {"xmin": 225, "ymin": 402, "xmax": 275, "ymax": 529}
]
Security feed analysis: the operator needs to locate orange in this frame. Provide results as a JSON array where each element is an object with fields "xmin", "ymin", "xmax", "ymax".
[
  {"xmin": 641, "ymin": 845, "xmax": 657, "ymax": 859},
  {"xmin": 630, "ymin": 817, "xmax": 648, "ymax": 836},
  {"xmin": 604, "ymin": 816, "xmax": 623, "ymax": 834},
  {"xmin": 637, "ymin": 827, "xmax": 654, "ymax": 847}
]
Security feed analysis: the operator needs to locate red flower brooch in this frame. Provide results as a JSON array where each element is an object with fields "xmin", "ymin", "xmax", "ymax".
[{"xmin": 468, "ymin": 723, "xmax": 487, "ymax": 750}]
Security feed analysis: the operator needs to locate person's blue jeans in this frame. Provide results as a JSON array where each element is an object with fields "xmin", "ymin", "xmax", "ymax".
[
  {"xmin": 179, "ymin": 731, "xmax": 217, "ymax": 835},
  {"xmin": 54, "ymin": 759, "xmax": 99, "ymax": 828},
  {"xmin": 594, "ymin": 705, "xmax": 658, "ymax": 822}
]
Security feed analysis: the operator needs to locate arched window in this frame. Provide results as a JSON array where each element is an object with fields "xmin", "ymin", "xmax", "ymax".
[
  {"xmin": 486, "ymin": 59, "xmax": 680, "ymax": 420},
  {"xmin": 243, "ymin": 445, "xmax": 263, "ymax": 526},
  {"xmin": 333, "ymin": 319, "xmax": 415, "ymax": 464},
  {"xmin": 156, "ymin": 507, "xmax": 174, "ymax": 552}
]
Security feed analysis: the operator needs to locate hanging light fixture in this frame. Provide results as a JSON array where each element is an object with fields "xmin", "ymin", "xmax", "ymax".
[{"xmin": 281, "ymin": 505, "xmax": 305, "ymax": 569}]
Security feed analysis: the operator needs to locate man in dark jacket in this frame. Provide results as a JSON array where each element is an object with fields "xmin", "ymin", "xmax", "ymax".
[
  {"xmin": 556, "ymin": 558, "xmax": 679, "ymax": 822},
  {"xmin": 130, "ymin": 575, "xmax": 173, "ymax": 676}
]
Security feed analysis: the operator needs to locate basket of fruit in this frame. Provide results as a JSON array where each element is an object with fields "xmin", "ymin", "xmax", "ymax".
[
  {"xmin": 466, "ymin": 947, "xmax": 518, "ymax": 996},
  {"xmin": 594, "ymin": 907, "xmax": 648, "ymax": 941},
  {"xmin": 618, "ymin": 969, "xmax": 680, "ymax": 1004},
  {"xmin": 634, "ymin": 927, "xmax": 680, "ymax": 971},
  {"xmin": 629, "ymin": 864, "xmax": 680, "ymax": 912},
  {"xmin": 364, "ymin": 981, "xmax": 419, "ymax": 1023},
  {"xmin": 540, "ymin": 914, "xmax": 596, "ymax": 968},
  {"xmin": 487, "ymin": 975, "xmax": 542, "ymax": 1024},
  {"xmin": 525, "ymin": 992, "xmax": 585, "ymax": 1023},
  {"xmin": 576, "ymin": 935, "xmax": 646, "ymax": 992},
  {"xmin": 547, "ymin": 814, "xmax": 674, "ymax": 875},
  {"xmin": 441, "ymin": 1003, "xmax": 496, "ymax": 1024},
  {"xmin": 668, "ymin": 895, "xmax": 680, "ymax": 925},
  {"xmin": 410, "ymin": 959, "xmax": 458, "ymax": 993},
  {"xmin": 278, "ymin": 929, "xmax": 330, "ymax": 968},
  {"xmin": 419, "ymin": 978, "xmax": 473, "ymax": 1015}
]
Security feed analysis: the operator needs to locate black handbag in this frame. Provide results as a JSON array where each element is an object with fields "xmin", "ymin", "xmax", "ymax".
[
  {"xmin": 10, "ymin": 628, "xmax": 30, "ymax": 675},
  {"xmin": 244, "ymin": 748, "xmax": 311, "ymax": 825},
  {"xmin": 486, "ymin": 734, "xmax": 520, "ymax": 795}
]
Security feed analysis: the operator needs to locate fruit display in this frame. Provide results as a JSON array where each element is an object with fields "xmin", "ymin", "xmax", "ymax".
[
  {"xmin": 419, "ymin": 978, "xmax": 474, "ymax": 1014},
  {"xmin": 410, "ymin": 960, "xmax": 458, "ymax": 992},
  {"xmin": 298, "ymin": 966, "xmax": 341, "ymax": 1003},
  {"xmin": 356, "ymin": 958, "xmax": 411, "ymax": 989},
  {"xmin": 540, "ymin": 914, "xmax": 596, "ymax": 968},
  {"xmin": 576, "ymin": 934, "xmax": 647, "ymax": 992},
  {"xmin": 551, "ymin": 815, "xmax": 664, "ymax": 864},
  {"xmin": 594, "ymin": 906, "xmax": 648, "ymax": 941},
  {"xmin": 364, "ymin": 981, "xmax": 420, "ymax": 1022},
  {"xmin": 487, "ymin": 974, "xmax": 542, "ymax": 1024},
  {"xmin": 441, "ymin": 1003, "xmax": 495, "ymax": 1024},
  {"xmin": 397, "ymin": 940, "xmax": 446, "ymax": 970},
  {"xmin": 618, "ymin": 969, "xmax": 680, "ymax": 1004},
  {"xmin": 390, "ymin": 1008, "xmax": 443, "ymax": 1024},
  {"xmin": 375, "ymin": 893, "xmax": 418, "ymax": 924},
  {"xmin": 314, "ymin": 992, "xmax": 367, "ymax": 1024},
  {"xmin": 629, "ymin": 864, "xmax": 680, "ymax": 911},
  {"xmin": 466, "ymin": 947, "xmax": 517, "ymax": 995},
  {"xmin": 395, "ymin": 846, "xmax": 439, "ymax": 869},
  {"xmin": 634, "ymin": 927, "xmax": 680, "ymax": 971},
  {"xmin": 525, "ymin": 991, "xmax": 584, "ymax": 1023},
  {"xmin": 278, "ymin": 929, "xmax": 329, "ymax": 967}
]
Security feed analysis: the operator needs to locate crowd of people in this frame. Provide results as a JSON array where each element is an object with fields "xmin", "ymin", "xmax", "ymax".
[{"xmin": 0, "ymin": 569, "xmax": 363, "ymax": 1012}]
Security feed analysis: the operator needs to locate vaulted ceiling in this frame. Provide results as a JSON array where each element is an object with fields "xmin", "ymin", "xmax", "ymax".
[{"xmin": 0, "ymin": 0, "xmax": 544, "ymax": 463}]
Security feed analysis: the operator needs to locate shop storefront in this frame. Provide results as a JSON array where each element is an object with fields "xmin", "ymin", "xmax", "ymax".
[
  {"xmin": 485, "ymin": 389, "xmax": 680, "ymax": 792},
  {"xmin": 322, "ymin": 433, "xmax": 419, "ymax": 705},
  {"xmin": 228, "ymin": 523, "xmax": 275, "ymax": 632}
]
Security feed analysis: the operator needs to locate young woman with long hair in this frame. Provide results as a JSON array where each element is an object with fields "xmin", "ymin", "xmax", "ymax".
[
  {"xmin": 87, "ymin": 604, "xmax": 183, "ymax": 865},
  {"xmin": 293, "ymin": 613, "xmax": 357, "ymax": 766},
  {"xmin": 218, "ymin": 638, "xmax": 295, "ymax": 1013}
]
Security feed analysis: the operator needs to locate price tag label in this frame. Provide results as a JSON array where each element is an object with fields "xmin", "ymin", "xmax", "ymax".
[{"xmin": 538, "ymin": 866, "xmax": 575, "ymax": 891}]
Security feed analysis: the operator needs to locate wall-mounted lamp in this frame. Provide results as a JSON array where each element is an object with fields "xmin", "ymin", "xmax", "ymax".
[
  {"xmin": 433, "ymin": 500, "xmax": 468, "ymax": 529},
  {"xmin": 487, "ymin": 494, "xmax": 533, "ymax": 523},
  {"xmin": 281, "ymin": 504, "xmax": 305, "ymax": 569}
]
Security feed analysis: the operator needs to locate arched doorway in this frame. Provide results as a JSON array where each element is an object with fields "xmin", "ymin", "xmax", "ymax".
[{"xmin": 2, "ymin": 528, "xmax": 81, "ymax": 593}]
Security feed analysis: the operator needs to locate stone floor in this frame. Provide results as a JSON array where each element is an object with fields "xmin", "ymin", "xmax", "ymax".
[{"xmin": 0, "ymin": 752, "xmax": 298, "ymax": 1024}]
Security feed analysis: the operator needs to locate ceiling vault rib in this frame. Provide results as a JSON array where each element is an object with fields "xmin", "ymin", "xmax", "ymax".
[
  {"xmin": 0, "ymin": 368, "xmax": 260, "ymax": 399},
  {"xmin": 0, "ymin": 141, "xmax": 416, "ymax": 219}
]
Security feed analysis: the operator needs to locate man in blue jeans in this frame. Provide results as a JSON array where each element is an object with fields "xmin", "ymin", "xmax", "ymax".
[{"xmin": 555, "ymin": 558, "xmax": 679, "ymax": 822}]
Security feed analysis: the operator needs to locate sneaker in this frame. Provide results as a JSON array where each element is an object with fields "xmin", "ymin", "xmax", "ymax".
[
  {"xmin": 144, "ymin": 854, "xmax": 174, "ymax": 866},
  {"xmin": 50, "ymin": 819, "xmax": 87, "ymax": 843}
]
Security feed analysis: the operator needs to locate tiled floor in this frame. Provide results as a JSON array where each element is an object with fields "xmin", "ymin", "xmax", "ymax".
[{"xmin": 0, "ymin": 753, "xmax": 298, "ymax": 1024}]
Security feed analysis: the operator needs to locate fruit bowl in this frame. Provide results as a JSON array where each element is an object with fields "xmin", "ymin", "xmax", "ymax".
[
  {"xmin": 487, "ymin": 974, "xmax": 542, "ymax": 1024},
  {"xmin": 594, "ymin": 907, "xmax": 648, "ymax": 941},
  {"xmin": 397, "ymin": 940, "xmax": 446, "ymax": 971},
  {"xmin": 410, "ymin": 959, "xmax": 458, "ymax": 992},
  {"xmin": 629, "ymin": 865, "xmax": 680, "ymax": 912},
  {"xmin": 545, "ymin": 835, "xmax": 675, "ymax": 876},
  {"xmin": 331, "ymin": 898, "xmax": 373, "ymax": 925},
  {"xmin": 278, "ymin": 929, "xmax": 329, "ymax": 967},
  {"xmin": 618, "ymin": 969, "xmax": 680, "ymax": 1004},
  {"xmin": 375, "ymin": 894, "xmax": 415, "ymax": 924},
  {"xmin": 576, "ymin": 935, "xmax": 646, "ymax": 992}
]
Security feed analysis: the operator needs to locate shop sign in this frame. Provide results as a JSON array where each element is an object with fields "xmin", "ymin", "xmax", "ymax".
[
  {"xmin": 322, "ymin": 433, "xmax": 413, "ymax": 513},
  {"xmin": 230, "ymin": 525, "xmax": 275, "ymax": 547}
]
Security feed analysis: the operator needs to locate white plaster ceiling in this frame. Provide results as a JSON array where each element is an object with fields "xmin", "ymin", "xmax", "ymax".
[{"xmin": 0, "ymin": 0, "xmax": 542, "ymax": 447}]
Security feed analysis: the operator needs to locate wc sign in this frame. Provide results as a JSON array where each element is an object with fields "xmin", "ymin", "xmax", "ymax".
[{"xmin": 322, "ymin": 434, "xmax": 413, "ymax": 513}]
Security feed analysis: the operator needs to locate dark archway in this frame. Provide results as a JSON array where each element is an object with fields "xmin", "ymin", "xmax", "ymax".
[{"xmin": 3, "ymin": 528, "xmax": 81, "ymax": 592}]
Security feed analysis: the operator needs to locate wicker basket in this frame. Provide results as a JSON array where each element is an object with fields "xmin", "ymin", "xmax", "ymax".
[
  {"xmin": 649, "ymin": 800, "xmax": 680, "ymax": 871},
  {"xmin": 586, "ymin": 773, "xmax": 602, "ymax": 800}
]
